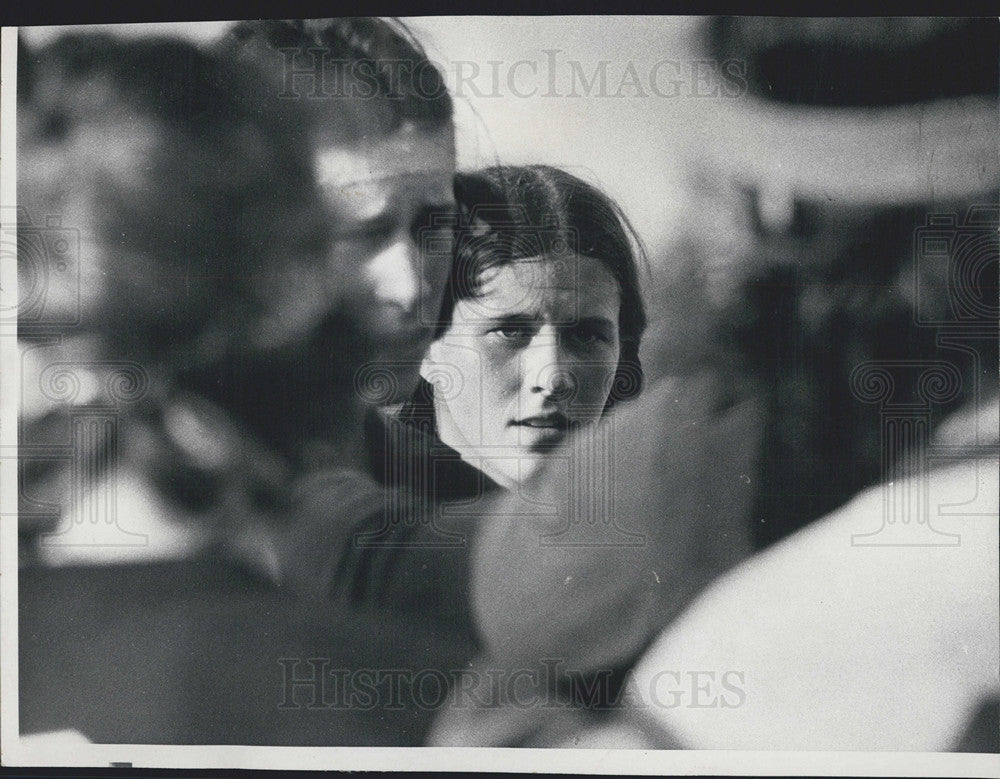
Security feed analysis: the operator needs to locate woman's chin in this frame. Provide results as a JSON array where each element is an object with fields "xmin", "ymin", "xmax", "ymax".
[{"xmin": 488, "ymin": 452, "xmax": 549, "ymax": 489}]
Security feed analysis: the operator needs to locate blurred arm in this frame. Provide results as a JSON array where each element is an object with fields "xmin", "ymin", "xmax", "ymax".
[{"xmin": 272, "ymin": 467, "xmax": 480, "ymax": 636}]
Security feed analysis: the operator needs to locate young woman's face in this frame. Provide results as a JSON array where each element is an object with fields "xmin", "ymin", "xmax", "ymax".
[{"xmin": 423, "ymin": 254, "xmax": 622, "ymax": 487}]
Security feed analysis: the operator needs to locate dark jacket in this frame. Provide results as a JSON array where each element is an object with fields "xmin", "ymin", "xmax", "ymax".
[{"xmin": 274, "ymin": 391, "xmax": 503, "ymax": 638}]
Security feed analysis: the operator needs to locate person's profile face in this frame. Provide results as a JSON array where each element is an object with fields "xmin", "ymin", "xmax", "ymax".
[
  {"xmin": 423, "ymin": 254, "xmax": 622, "ymax": 488},
  {"xmin": 316, "ymin": 122, "xmax": 458, "ymax": 402}
]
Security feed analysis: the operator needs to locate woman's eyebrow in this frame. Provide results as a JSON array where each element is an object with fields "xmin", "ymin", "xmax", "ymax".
[
  {"xmin": 479, "ymin": 312, "xmax": 539, "ymax": 326},
  {"xmin": 570, "ymin": 316, "xmax": 617, "ymax": 332},
  {"xmin": 493, "ymin": 312, "xmax": 538, "ymax": 322}
]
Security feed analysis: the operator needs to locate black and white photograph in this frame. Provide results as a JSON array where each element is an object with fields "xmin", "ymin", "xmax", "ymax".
[{"xmin": 1, "ymin": 14, "xmax": 998, "ymax": 775}]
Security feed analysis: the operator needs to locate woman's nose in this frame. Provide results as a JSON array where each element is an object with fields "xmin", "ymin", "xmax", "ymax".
[
  {"xmin": 363, "ymin": 239, "xmax": 421, "ymax": 314},
  {"xmin": 524, "ymin": 332, "xmax": 575, "ymax": 400}
]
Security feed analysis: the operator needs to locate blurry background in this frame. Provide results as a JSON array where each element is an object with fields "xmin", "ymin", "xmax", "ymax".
[
  {"xmin": 21, "ymin": 17, "xmax": 701, "ymax": 255},
  {"xmin": 21, "ymin": 17, "xmax": 996, "ymax": 266}
]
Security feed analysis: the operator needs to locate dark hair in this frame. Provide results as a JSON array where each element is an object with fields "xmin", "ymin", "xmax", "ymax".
[
  {"xmin": 408, "ymin": 165, "xmax": 647, "ymax": 421},
  {"xmin": 223, "ymin": 18, "xmax": 452, "ymax": 132}
]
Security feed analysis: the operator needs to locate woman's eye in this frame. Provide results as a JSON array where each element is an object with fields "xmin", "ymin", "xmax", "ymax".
[
  {"xmin": 568, "ymin": 328, "xmax": 607, "ymax": 346},
  {"xmin": 490, "ymin": 325, "xmax": 532, "ymax": 340}
]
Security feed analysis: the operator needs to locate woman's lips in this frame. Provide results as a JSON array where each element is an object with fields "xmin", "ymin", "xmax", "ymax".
[
  {"xmin": 511, "ymin": 414, "xmax": 570, "ymax": 448},
  {"xmin": 513, "ymin": 413, "xmax": 570, "ymax": 430}
]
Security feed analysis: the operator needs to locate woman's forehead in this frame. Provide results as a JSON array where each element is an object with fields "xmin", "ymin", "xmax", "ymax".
[
  {"xmin": 479, "ymin": 254, "xmax": 616, "ymax": 286},
  {"xmin": 460, "ymin": 255, "xmax": 621, "ymax": 322}
]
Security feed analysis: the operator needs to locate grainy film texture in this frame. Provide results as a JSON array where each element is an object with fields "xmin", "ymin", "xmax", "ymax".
[{"xmin": 9, "ymin": 16, "xmax": 999, "ymax": 765}]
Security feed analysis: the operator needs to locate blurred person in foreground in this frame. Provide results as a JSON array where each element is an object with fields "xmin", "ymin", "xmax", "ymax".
[
  {"xmin": 17, "ymin": 20, "xmax": 472, "ymax": 745},
  {"xmin": 19, "ymin": 18, "xmax": 459, "ymax": 567},
  {"xmin": 18, "ymin": 29, "xmax": 336, "ymax": 557}
]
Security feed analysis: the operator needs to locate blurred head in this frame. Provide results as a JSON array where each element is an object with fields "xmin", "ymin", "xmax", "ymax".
[
  {"xmin": 18, "ymin": 23, "xmax": 454, "ymax": 459},
  {"xmin": 17, "ymin": 32, "xmax": 328, "ymax": 367},
  {"xmin": 418, "ymin": 166, "xmax": 646, "ymax": 487},
  {"xmin": 224, "ymin": 19, "xmax": 457, "ymax": 400}
]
